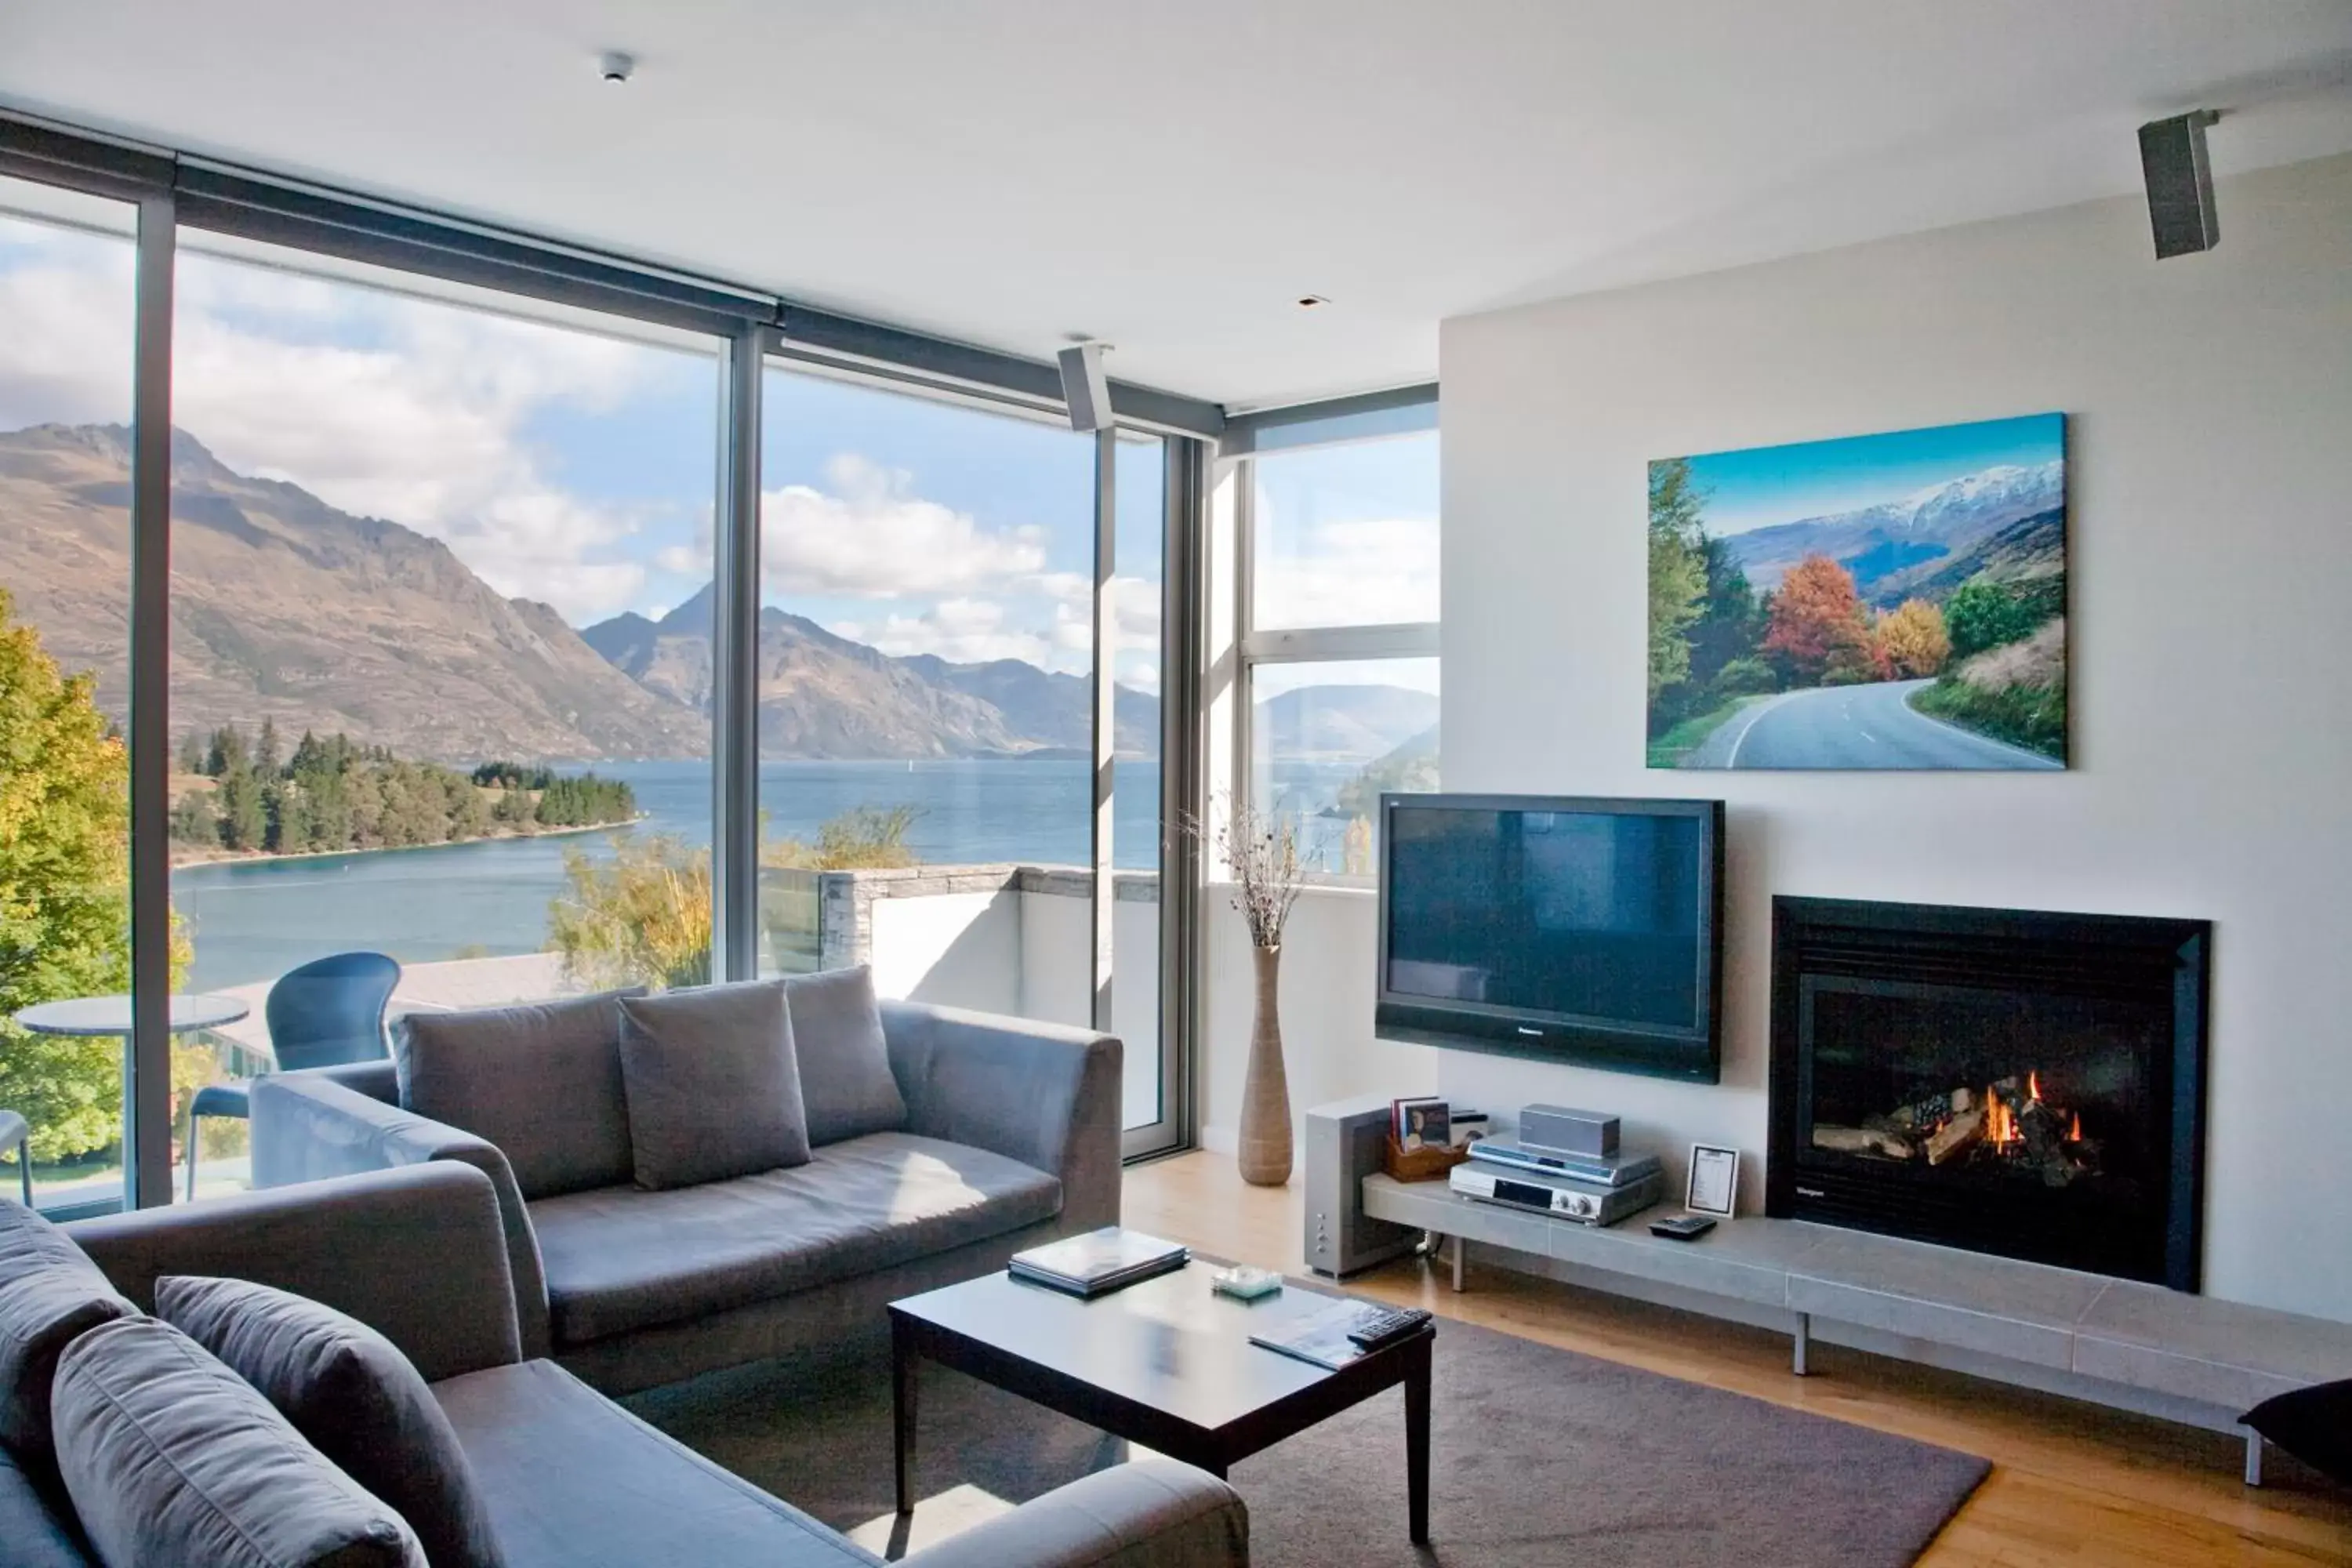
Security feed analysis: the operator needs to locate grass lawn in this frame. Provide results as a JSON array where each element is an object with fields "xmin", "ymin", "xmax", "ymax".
[{"xmin": 1908, "ymin": 678, "xmax": 2066, "ymax": 761}]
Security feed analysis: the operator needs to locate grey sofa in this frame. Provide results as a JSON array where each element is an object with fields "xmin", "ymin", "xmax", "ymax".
[
  {"xmin": 251, "ymin": 994, "xmax": 1122, "ymax": 1393},
  {"xmin": 1, "ymin": 1162, "xmax": 1246, "ymax": 1567}
]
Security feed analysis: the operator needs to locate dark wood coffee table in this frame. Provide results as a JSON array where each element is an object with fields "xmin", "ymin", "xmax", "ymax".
[{"xmin": 889, "ymin": 1262, "xmax": 1432, "ymax": 1544}]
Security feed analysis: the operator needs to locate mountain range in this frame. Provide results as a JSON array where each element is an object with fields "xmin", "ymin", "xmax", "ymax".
[
  {"xmin": 0, "ymin": 423, "xmax": 1430, "ymax": 768},
  {"xmin": 1719, "ymin": 459, "xmax": 2063, "ymax": 593}
]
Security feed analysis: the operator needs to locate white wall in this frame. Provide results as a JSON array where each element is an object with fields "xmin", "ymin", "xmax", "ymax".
[
  {"xmin": 1199, "ymin": 885, "xmax": 1438, "ymax": 1167},
  {"xmin": 1436, "ymin": 153, "xmax": 2352, "ymax": 1321}
]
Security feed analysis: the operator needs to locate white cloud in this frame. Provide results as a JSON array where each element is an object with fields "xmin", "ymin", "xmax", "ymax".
[
  {"xmin": 762, "ymin": 453, "xmax": 1047, "ymax": 598},
  {"xmin": 1252, "ymin": 517, "xmax": 1440, "ymax": 628},
  {"xmin": 831, "ymin": 596, "xmax": 1063, "ymax": 668},
  {"xmin": 0, "ymin": 219, "xmax": 692, "ymax": 625}
]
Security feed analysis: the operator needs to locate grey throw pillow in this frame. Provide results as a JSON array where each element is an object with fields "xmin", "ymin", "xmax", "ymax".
[
  {"xmin": 617, "ymin": 980, "xmax": 810, "ymax": 1189},
  {"xmin": 156, "ymin": 1276, "xmax": 505, "ymax": 1568},
  {"xmin": 54, "ymin": 1316, "xmax": 426, "ymax": 1568},
  {"xmin": 396, "ymin": 989, "xmax": 643, "ymax": 1199},
  {"xmin": 0, "ymin": 1197, "xmax": 137, "ymax": 1476},
  {"xmin": 786, "ymin": 965, "xmax": 907, "ymax": 1145}
]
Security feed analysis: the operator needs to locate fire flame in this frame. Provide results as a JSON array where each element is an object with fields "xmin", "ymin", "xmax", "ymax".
[
  {"xmin": 1984, "ymin": 1090, "xmax": 2019, "ymax": 1147},
  {"xmin": 2028, "ymin": 1070, "xmax": 2042, "ymax": 1102},
  {"xmin": 2069, "ymin": 1110, "xmax": 2082, "ymax": 1142}
]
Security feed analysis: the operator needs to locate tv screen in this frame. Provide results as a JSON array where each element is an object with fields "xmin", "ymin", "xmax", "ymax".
[{"xmin": 1376, "ymin": 794, "xmax": 1723, "ymax": 1080}]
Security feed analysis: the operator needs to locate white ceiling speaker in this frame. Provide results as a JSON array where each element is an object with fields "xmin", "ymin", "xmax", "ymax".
[
  {"xmin": 598, "ymin": 52, "xmax": 637, "ymax": 84},
  {"xmin": 2139, "ymin": 110, "xmax": 2219, "ymax": 258},
  {"xmin": 1057, "ymin": 342, "xmax": 1112, "ymax": 433}
]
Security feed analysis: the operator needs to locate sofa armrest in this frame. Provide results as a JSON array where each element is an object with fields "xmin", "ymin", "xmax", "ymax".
[
  {"xmin": 881, "ymin": 1000, "xmax": 1122, "ymax": 1232},
  {"xmin": 65, "ymin": 1163, "xmax": 521, "ymax": 1383},
  {"xmin": 289, "ymin": 1058, "xmax": 399, "ymax": 1103},
  {"xmin": 902, "ymin": 1461, "xmax": 1247, "ymax": 1568},
  {"xmin": 250, "ymin": 1073, "xmax": 553, "ymax": 1359}
]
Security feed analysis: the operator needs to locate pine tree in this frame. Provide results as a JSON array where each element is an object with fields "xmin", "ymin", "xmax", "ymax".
[{"xmin": 253, "ymin": 717, "xmax": 282, "ymax": 778}]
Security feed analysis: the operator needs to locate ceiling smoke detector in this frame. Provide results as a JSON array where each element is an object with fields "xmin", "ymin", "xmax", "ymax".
[
  {"xmin": 598, "ymin": 52, "xmax": 637, "ymax": 84},
  {"xmin": 1296, "ymin": 295, "xmax": 1330, "ymax": 309}
]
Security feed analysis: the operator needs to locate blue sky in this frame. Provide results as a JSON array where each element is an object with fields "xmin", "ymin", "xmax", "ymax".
[
  {"xmin": 1676, "ymin": 412, "xmax": 2064, "ymax": 536},
  {"xmin": 1, "ymin": 183, "xmax": 1425, "ymax": 695}
]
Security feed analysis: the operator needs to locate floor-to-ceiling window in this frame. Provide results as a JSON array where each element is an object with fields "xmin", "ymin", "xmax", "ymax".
[
  {"xmin": 165, "ymin": 234, "xmax": 719, "ymax": 1198},
  {"xmin": 749, "ymin": 366, "xmax": 1181, "ymax": 1140},
  {"xmin": 1240, "ymin": 424, "xmax": 1441, "ymax": 877},
  {"xmin": 0, "ymin": 175, "xmax": 142, "ymax": 1213}
]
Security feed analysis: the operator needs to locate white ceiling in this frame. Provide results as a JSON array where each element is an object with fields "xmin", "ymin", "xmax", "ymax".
[{"xmin": 4, "ymin": 1, "xmax": 2349, "ymax": 410}]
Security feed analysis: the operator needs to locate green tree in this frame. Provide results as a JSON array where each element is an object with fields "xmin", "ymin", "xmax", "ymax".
[
  {"xmin": 1943, "ymin": 579, "xmax": 2041, "ymax": 661},
  {"xmin": 175, "ymin": 731, "xmax": 207, "ymax": 775},
  {"xmin": 253, "ymin": 717, "xmax": 282, "ymax": 778},
  {"xmin": 169, "ymin": 788, "xmax": 218, "ymax": 848},
  {"xmin": 1646, "ymin": 457, "xmax": 1709, "ymax": 704},
  {"xmin": 204, "ymin": 724, "xmax": 247, "ymax": 779},
  {"xmin": 212, "ymin": 761, "xmax": 269, "ymax": 851},
  {"xmin": 1686, "ymin": 534, "xmax": 1769, "ymax": 691}
]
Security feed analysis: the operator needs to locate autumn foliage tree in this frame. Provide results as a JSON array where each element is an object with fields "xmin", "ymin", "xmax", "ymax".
[
  {"xmin": 1874, "ymin": 598, "xmax": 1951, "ymax": 678},
  {"xmin": 0, "ymin": 590, "xmax": 135, "ymax": 1162},
  {"xmin": 1762, "ymin": 554, "xmax": 1874, "ymax": 685}
]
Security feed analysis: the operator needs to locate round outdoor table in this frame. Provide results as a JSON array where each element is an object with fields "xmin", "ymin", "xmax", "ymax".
[{"xmin": 12, "ymin": 993, "xmax": 252, "ymax": 1203}]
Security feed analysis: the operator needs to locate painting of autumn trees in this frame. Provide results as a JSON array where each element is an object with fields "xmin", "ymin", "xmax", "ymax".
[{"xmin": 1646, "ymin": 413, "xmax": 2068, "ymax": 771}]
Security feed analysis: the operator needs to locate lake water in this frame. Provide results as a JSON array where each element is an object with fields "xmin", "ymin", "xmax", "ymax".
[{"xmin": 172, "ymin": 757, "xmax": 1165, "ymax": 990}]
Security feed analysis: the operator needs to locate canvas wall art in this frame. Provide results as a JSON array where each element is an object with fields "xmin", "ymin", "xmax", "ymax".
[{"xmin": 1647, "ymin": 412, "xmax": 2067, "ymax": 771}]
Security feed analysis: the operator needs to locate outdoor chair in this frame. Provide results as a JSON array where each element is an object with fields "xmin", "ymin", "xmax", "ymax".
[
  {"xmin": 1, "ymin": 1108, "xmax": 27, "ymax": 1204},
  {"xmin": 185, "ymin": 950, "xmax": 401, "ymax": 1199}
]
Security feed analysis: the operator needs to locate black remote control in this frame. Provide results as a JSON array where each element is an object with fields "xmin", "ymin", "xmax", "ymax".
[
  {"xmin": 1650, "ymin": 1215, "xmax": 1718, "ymax": 1241},
  {"xmin": 1345, "ymin": 1306, "xmax": 1433, "ymax": 1348}
]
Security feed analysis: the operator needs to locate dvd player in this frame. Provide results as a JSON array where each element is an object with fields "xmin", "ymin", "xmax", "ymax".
[
  {"xmin": 1450, "ymin": 1160, "xmax": 1664, "ymax": 1227},
  {"xmin": 1467, "ymin": 1139, "xmax": 1663, "ymax": 1189}
]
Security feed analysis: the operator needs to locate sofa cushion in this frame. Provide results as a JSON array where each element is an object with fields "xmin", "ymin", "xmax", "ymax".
[
  {"xmin": 53, "ymin": 1316, "xmax": 426, "ymax": 1568},
  {"xmin": 156, "ymin": 1276, "xmax": 506, "ymax": 1568},
  {"xmin": 2245, "ymin": 1381, "xmax": 2352, "ymax": 1486},
  {"xmin": 528, "ymin": 1132, "xmax": 1062, "ymax": 1345},
  {"xmin": 397, "ymin": 989, "xmax": 641, "ymax": 1200},
  {"xmin": 430, "ymin": 1359, "xmax": 875, "ymax": 1568},
  {"xmin": 617, "ymin": 981, "xmax": 810, "ymax": 1190},
  {"xmin": 786, "ymin": 967, "xmax": 906, "ymax": 1147},
  {"xmin": 0, "ymin": 1443, "xmax": 91, "ymax": 1568},
  {"xmin": 0, "ymin": 1197, "xmax": 137, "ymax": 1475}
]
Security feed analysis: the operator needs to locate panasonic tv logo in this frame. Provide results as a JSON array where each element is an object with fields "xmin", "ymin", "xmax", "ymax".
[
  {"xmin": 1796, "ymin": 1187, "xmax": 1827, "ymax": 1199},
  {"xmin": 1515, "ymin": 1026, "xmax": 1542, "ymax": 1037}
]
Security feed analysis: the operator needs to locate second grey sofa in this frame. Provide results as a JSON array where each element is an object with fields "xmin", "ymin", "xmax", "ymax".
[
  {"xmin": 23, "ymin": 1162, "xmax": 1245, "ymax": 1568},
  {"xmin": 251, "ymin": 986, "xmax": 1123, "ymax": 1393}
]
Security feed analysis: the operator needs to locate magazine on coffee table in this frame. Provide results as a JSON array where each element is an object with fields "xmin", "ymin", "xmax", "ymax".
[
  {"xmin": 1008, "ymin": 1226, "xmax": 1189, "ymax": 1298},
  {"xmin": 1248, "ymin": 1299, "xmax": 1399, "ymax": 1371}
]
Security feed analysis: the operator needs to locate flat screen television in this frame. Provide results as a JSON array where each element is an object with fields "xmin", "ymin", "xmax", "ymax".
[{"xmin": 1376, "ymin": 793, "xmax": 1724, "ymax": 1081}]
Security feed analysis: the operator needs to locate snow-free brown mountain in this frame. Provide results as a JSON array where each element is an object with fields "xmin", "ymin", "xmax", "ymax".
[
  {"xmin": 2, "ymin": 421, "xmax": 1432, "ymax": 767},
  {"xmin": 0, "ymin": 423, "xmax": 704, "ymax": 761},
  {"xmin": 583, "ymin": 585, "xmax": 1163, "ymax": 759}
]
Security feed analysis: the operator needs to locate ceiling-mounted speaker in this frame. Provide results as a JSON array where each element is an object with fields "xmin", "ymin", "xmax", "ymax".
[
  {"xmin": 1057, "ymin": 343, "xmax": 1112, "ymax": 433},
  {"xmin": 2139, "ymin": 111, "xmax": 2220, "ymax": 259}
]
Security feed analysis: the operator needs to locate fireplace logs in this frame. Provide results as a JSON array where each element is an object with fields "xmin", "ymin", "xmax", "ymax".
[{"xmin": 1814, "ymin": 1073, "xmax": 2096, "ymax": 1187}]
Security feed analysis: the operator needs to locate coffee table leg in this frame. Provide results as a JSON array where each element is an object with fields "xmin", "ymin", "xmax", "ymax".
[
  {"xmin": 892, "ymin": 1317, "xmax": 918, "ymax": 1515},
  {"xmin": 1405, "ymin": 1335, "xmax": 1431, "ymax": 1544}
]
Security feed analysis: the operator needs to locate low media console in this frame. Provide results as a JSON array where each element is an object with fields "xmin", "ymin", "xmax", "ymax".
[{"xmin": 1304, "ymin": 1095, "xmax": 2352, "ymax": 1486}]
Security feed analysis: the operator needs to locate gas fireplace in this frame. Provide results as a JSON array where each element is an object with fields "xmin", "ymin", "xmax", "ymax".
[{"xmin": 1768, "ymin": 898, "xmax": 2210, "ymax": 1290}]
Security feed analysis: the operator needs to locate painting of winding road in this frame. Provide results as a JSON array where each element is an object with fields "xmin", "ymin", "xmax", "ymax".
[{"xmin": 1647, "ymin": 413, "xmax": 2067, "ymax": 771}]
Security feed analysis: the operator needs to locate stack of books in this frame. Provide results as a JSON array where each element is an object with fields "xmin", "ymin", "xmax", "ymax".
[
  {"xmin": 1248, "ymin": 1299, "xmax": 1399, "ymax": 1371},
  {"xmin": 1008, "ymin": 1226, "xmax": 1190, "ymax": 1298}
]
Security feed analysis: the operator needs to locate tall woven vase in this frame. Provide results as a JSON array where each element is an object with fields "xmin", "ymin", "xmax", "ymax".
[{"xmin": 1238, "ymin": 944, "xmax": 1294, "ymax": 1185}]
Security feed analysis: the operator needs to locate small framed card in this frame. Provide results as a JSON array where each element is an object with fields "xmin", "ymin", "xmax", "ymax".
[{"xmin": 1686, "ymin": 1144, "xmax": 1739, "ymax": 1217}]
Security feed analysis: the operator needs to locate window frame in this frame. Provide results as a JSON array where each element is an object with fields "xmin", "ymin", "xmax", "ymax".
[
  {"xmin": 1, "ymin": 111, "xmax": 1218, "ymax": 1199},
  {"xmin": 1225, "ymin": 397, "xmax": 1442, "ymax": 882}
]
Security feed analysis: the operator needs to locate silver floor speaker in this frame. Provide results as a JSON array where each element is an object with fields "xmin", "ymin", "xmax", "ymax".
[{"xmin": 1304, "ymin": 1094, "xmax": 1421, "ymax": 1277}]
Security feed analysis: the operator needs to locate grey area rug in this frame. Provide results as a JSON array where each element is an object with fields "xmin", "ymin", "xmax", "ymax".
[{"xmin": 629, "ymin": 1301, "xmax": 1989, "ymax": 1568}]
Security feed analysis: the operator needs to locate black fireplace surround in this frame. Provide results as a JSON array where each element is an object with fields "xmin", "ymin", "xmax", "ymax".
[{"xmin": 1768, "ymin": 898, "xmax": 2210, "ymax": 1291}]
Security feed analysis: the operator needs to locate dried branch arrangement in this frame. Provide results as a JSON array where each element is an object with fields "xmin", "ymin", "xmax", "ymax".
[{"xmin": 1184, "ymin": 800, "xmax": 1305, "ymax": 950}]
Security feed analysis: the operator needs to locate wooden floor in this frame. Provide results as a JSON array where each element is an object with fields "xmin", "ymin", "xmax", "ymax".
[{"xmin": 1124, "ymin": 1152, "xmax": 2352, "ymax": 1567}]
